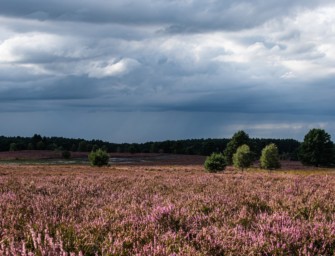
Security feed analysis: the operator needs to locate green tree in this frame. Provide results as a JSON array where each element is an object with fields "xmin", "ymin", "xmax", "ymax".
[
  {"xmin": 202, "ymin": 141, "xmax": 217, "ymax": 155},
  {"xmin": 9, "ymin": 143, "xmax": 18, "ymax": 152},
  {"xmin": 204, "ymin": 153, "xmax": 226, "ymax": 173},
  {"xmin": 299, "ymin": 128, "xmax": 334, "ymax": 167},
  {"xmin": 224, "ymin": 130, "xmax": 250, "ymax": 165},
  {"xmin": 128, "ymin": 144, "xmax": 139, "ymax": 154},
  {"xmin": 78, "ymin": 141, "xmax": 88, "ymax": 152},
  {"xmin": 260, "ymin": 143, "xmax": 281, "ymax": 170},
  {"xmin": 233, "ymin": 144, "xmax": 253, "ymax": 171},
  {"xmin": 88, "ymin": 149, "xmax": 109, "ymax": 167},
  {"xmin": 71, "ymin": 144, "xmax": 77, "ymax": 152},
  {"xmin": 36, "ymin": 141, "xmax": 45, "ymax": 150},
  {"xmin": 27, "ymin": 143, "xmax": 34, "ymax": 150},
  {"xmin": 92, "ymin": 144, "xmax": 99, "ymax": 152},
  {"xmin": 47, "ymin": 143, "xmax": 58, "ymax": 150},
  {"xmin": 31, "ymin": 134, "xmax": 42, "ymax": 147}
]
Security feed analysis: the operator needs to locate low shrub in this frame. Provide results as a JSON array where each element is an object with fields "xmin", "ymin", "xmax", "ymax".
[
  {"xmin": 62, "ymin": 150, "xmax": 71, "ymax": 159},
  {"xmin": 88, "ymin": 149, "xmax": 109, "ymax": 167},
  {"xmin": 204, "ymin": 153, "xmax": 226, "ymax": 172}
]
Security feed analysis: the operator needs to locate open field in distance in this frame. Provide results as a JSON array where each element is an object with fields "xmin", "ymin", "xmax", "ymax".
[
  {"xmin": 0, "ymin": 150, "xmax": 206, "ymax": 166},
  {"xmin": 1, "ymin": 161, "xmax": 335, "ymax": 255}
]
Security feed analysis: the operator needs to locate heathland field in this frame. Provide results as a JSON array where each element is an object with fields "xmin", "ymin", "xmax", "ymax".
[{"xmin": 1, "ymin": 163, "xmax": 335, "ymax": 255}]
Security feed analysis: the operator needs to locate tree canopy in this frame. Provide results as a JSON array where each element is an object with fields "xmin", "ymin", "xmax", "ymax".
[
  {"xmin": 233, "ymin": 144, "xmax": 253, "ymax": 171},
  {"xmin": 0, "ymin": 134, "xmax": 300, "ymax": 160},
  {"xmin": 299, "ymin": 128, "xmax": 334, "ymax": 167},
  {"xmin": 260, "ymin": 143, "xmax": 281, "ymax": 170},
  {"xmin": 224, "ymin": 130, "xmax": 250, "ymax": 165}
]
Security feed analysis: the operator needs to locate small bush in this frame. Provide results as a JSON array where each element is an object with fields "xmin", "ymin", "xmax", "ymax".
[
  {"xmin": 62, "ymin": 150, "xmax": 71, "ymax": 159},
  {"xmin": 88, "ymin": 149, "xmax": 109, "ymax": 167},
  {"xmin": 204, "ymin": 153, "xmax": 226, "ymax": 172}
]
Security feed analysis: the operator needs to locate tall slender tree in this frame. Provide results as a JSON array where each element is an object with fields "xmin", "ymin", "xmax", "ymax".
[{"xmin": 224, "ymin": 130, "xmax": 250, "ymax": 165}]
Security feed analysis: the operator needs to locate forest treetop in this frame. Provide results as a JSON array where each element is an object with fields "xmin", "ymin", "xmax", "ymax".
[{"xmin": 1, "ymin": 133, "xmax": 301, "ymax": 160}]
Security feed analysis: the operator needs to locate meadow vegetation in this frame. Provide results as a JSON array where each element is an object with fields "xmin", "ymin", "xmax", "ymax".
[
  {"xmin": 1, "ymin": 165, "xmax": 335, "ymax": 255},
  {"xmin": 1, "ymin": 128, "xmax": 335, "ymax": 255}
]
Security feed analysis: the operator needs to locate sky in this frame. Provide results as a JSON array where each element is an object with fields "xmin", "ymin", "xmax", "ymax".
[{"xmin": 0, "ymin": 0, "xmax": 335, "ymax": 143}]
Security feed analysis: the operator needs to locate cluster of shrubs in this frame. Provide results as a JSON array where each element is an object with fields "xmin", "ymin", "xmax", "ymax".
[
  {"xmin": 204, "ymin": 143, "xmax": 280, "ymax": 172},
  {"xmin": 205, "ymin": 128, "xmax": 334, "ymax": 172},
  {"xmin": 54, "ymin": 128, "xmax": 334, "ymax": 170}
]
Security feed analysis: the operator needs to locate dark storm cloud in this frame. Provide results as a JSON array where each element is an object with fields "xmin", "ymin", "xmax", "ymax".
[
  {"xmin": 0, "ymin": 76, "xmax": 102, "ymax": 102},
  {"xmin": 0, "ymin": 0, "xmax": 333, "ymax": 30},
  {"xmin": 0, "ymin": 0, "xmax": 335, "ymax": 141}
]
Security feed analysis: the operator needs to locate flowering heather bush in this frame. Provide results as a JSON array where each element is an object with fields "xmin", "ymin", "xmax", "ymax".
[{"xmin": 1, "ymin": 165, "xmax": 335, "ymax": 255}]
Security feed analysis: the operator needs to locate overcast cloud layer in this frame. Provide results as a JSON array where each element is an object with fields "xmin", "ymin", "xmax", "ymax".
[{"xmin": 1, "ymin": 0, "xmax": 335, "ymax": 142}]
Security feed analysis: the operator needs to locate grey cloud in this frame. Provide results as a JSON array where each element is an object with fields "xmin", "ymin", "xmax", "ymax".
[
  {"xmin": 26, "ymin": 11, "xmax": 50, "ymax": 21},
  {"xmin": 0, "ymin": 76, "xmax": 102, "ymax": 103},
  {"xmin": 0, "ymin": 0, "xmax": 333, "ymax": 31},
  {"xmin": 159, "ymin": 24, "xmax": 201, "ymax": 35},
  {"xmin": 1, "ymin": 0, "xmax": 335, "ymax": 142}
]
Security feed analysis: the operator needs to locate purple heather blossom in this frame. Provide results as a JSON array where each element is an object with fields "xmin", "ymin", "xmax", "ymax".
[{"xmin": 1, "ymin": 165, "xmax": 335, "ymax": 255}]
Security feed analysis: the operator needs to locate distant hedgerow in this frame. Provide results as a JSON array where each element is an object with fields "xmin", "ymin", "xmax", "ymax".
[
  {"xmin": 88, "ymin": 149, "xmax": 109, "ymax": 167},
  {"xmin": 204, "ymin": 153, "xmax": 226, "ymax": 172}
]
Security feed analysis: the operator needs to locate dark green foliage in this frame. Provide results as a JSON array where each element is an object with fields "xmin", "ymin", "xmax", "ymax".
[
  {"xmin": 0, "ymin": 134, "xmax": 300, "ymax": 160},
  {"xmin": 92, "ymin": 144, "xmax": 99, "ymax": 152},
  {"xmin": 78, "ymin": 141, "xmax": 88, "ymax": 152},
  {"xmin": 251, "ymin": 138, "xmax": 300, "ymax": 160},
  {"xmin": 88, "ymin": 149, "xmax": 110, "ymax": 167},
  {"xmin": 204, "ymin": 153, "xmax": 226, "ymax": 172},
  {"xmin": 31, "ymin": 134, "xmax": 42, "ymax": 147},
  {"xmin": 62, "ymin": 150, "xmax": 71, "ymax": 159},
  {"xmin": 36, "ymin": 141, "xmax": 45, "ymax": 150},
  {"xmin": 27, "ymin": 143, "xmax": 34, "ymax": 150},
  {"xmin": 9, "ymin": 143, "xmax": 18, "ymax": 152},
  {"xmin": 260, "ymin": 143, "xmax": 281, "ymax": 170},
  {"xmin": 224, "ymin": 131, "xmax": 250, "ymax": 165},
  {"xmin": 233, "ymin": 144, "xmax": 253, "ymax": 171},
  {"xmin": 47, "ymin": 143, "xmax": 58, "ymax": 150},
  {"xmin": 128, "ymin": 144, "xmax": 139, "ymax": 154},
  {"xmin": 299, "ymin": 128, "xmax": 334, "ymax": 167}
]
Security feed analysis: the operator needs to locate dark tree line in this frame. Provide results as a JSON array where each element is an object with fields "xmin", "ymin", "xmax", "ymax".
[{"xmin": 0, "ymin": 134, "xmax": 300, "ymax": 159}]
